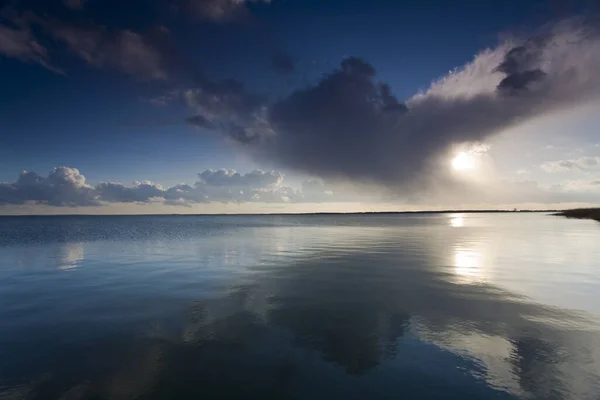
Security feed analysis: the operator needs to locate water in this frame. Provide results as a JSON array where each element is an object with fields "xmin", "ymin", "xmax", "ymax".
[{"xmin": 1, "ymin": 213, "xmax": 600, "ymax": 399}]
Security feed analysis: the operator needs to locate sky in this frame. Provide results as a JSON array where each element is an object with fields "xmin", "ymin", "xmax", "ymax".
[{"xmin": 1, "ymin": 0, "xmax": 599, "ymax": 214}]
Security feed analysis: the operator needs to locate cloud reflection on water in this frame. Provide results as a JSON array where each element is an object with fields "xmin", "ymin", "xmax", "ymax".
[
  {"xmin": 141, "ymin": 226, "xmax": 600, "ymax": 398},
  {"xmin": 1, "ymin": 214, "xmax": 600, "ymax": 399}
]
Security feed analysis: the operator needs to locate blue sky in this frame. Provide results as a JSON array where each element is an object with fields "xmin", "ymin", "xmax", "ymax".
[{"xmin": 1, "ymin": 0, "xmax": 599, "ymax": 213}]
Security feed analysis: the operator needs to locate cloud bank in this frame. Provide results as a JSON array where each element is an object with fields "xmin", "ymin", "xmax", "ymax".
[
  {"xmin": 0, "ymin": 167, "xmax": 344, "ymax": 207},
  {"xmin": 1, "ymin": 167, "xmax": 599, "ymax": 211}
]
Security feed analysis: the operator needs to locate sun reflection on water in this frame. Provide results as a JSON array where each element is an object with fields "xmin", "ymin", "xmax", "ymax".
[
  {"xmin": 453, "ymin": 246, "xmax": 486, "ymax": 284},
  {"xmin": 450, "ymin": 214, "xmax": 464, "ymax": 228}
]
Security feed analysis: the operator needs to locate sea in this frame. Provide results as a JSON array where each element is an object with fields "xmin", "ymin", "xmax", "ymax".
[{"xmin": 0, "ymin": 213, "xmax": 599, "ymax": 399}]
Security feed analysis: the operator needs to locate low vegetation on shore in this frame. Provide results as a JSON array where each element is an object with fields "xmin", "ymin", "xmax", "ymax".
[{"xmin": 555, "ymin": 208, "xmax": 600, "ymax": 222}]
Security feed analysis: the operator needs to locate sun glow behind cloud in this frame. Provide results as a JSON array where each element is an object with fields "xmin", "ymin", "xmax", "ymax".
[{"xmin": 452, "ymin": 152, "xmax": 477, "ymax": 171}]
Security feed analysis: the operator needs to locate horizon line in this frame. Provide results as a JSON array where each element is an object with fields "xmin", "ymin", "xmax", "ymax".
[{"xmin": 0, "ymin": 209, "xmax": 562, "ymax": 217}]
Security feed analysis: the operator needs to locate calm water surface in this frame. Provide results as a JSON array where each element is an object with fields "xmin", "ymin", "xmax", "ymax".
[{"xmin": 1, "ymin": 213, "xmax": 600, "ymax": 399}]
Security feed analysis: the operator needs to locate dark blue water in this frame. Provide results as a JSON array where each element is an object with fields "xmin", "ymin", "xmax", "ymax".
[{"xmin": 1, "ymin": 213, "xmax": 599, "ymax": 399}]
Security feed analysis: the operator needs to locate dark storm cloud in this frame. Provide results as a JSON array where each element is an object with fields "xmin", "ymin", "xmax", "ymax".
[
  {"xmin": 202, "ymin": 20, "xmax": 600, "ymax": 192},
  {"xmin": 262, "ymin": 57, "xmax": 416, "ymax": 184}
]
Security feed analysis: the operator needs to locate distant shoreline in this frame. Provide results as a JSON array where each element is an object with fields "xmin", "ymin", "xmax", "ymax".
[
  {"xmin": 0, "ymin": 209, "xmax": 559, "ymax": 217},
  {"xmin": 554, "ymin": 208, "xmax": 600, "ymax": 222}
]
